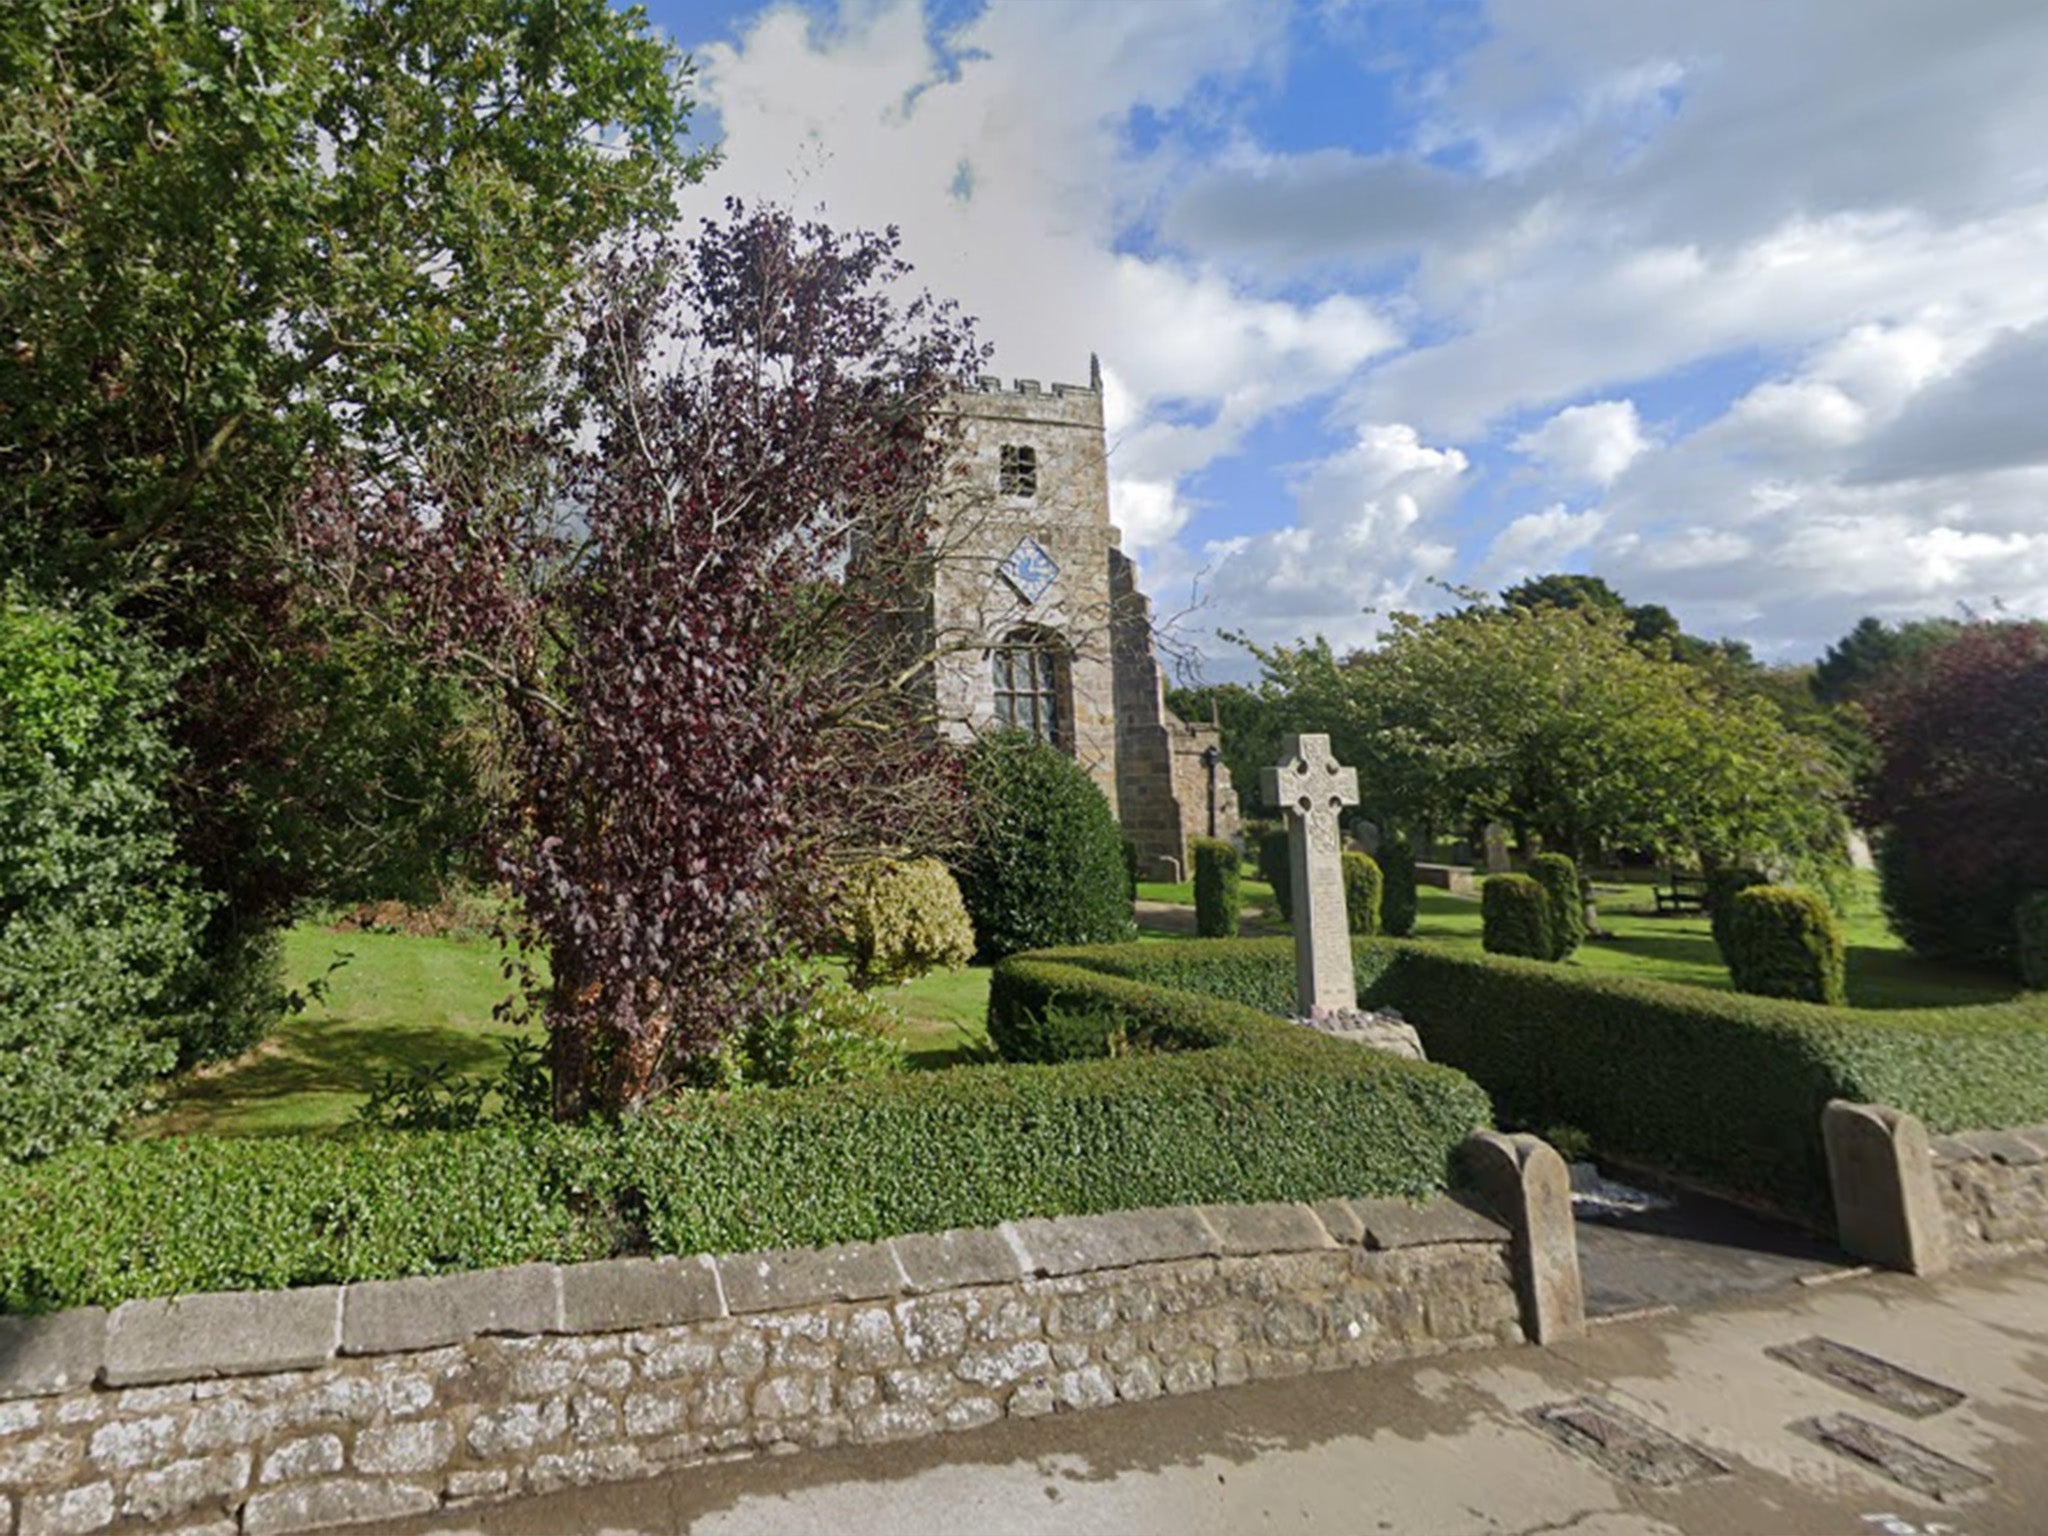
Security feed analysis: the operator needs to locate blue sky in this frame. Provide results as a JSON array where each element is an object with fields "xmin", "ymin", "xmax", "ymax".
[{"xmin": 648, "ymin": 0, "xmax": 2048, "ymax": 680}]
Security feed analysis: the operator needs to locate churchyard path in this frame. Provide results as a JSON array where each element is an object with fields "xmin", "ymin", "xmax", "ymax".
[{"xmin": 362, "ymin": 1252, "xmax": 2048, "ymax": 1536}]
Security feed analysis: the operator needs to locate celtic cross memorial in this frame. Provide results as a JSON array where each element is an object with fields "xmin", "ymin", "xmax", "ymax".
[{"xmin": 1262, "ymin": 733, "xmax": 1361, "ymax": 1017}]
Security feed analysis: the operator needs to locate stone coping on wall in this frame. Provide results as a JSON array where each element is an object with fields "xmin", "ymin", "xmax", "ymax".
[
  {"xmin": 0, "ymin": 1190, "xmax": 1547, "ymax": 1536},
  {"xmin": 0, "ymin": 1196, "xmax": 1516, "ymax": 1404}
]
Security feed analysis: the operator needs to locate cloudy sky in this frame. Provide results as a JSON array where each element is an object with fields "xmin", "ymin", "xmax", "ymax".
[{"xmin": 651, "ymin": 0, "xmax": 2048, "ymax": 680}]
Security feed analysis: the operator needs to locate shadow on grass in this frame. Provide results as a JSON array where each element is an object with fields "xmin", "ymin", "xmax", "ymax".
[
  {"xmin": 1589, "ymin": 931, "xmax": 2016, "ymax": 1011},
  {"xmin": 1588, "ymin": 930, "xmax": 1727, "ymax": 970},
  {"xmin": 142, "ymin": 1019, "xmax": 516, "ymax": 1138}
]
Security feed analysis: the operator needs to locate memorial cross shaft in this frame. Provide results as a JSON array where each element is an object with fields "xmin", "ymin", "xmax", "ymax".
[{"xmin": 1261, "ymin": 733, "xmax": 1361, "ymax": 1017}]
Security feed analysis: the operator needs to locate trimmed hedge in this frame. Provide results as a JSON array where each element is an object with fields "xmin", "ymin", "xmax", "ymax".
[
  {"xmin": 1027, "ymin": 936, "xmax": 2048, "ymax": 1223},
  {"xmin": 953, "ymin": 733, "xmax": 1135, "ymax": 961},
  {"xmin": 1706, "ymin": 866, "xmax": 1770, "ymax": 958},
  {"xmin": 0, "ymin": 949, "xmax": 1491, "ymax": 1315},
  {"xmin": 2018, "ymin": 892, "xmax": 2048, "ymax": 991},
  {"xmin": 1726, "ymin": 886, "xmax": 1846, "ymax": 1006},
  {"xmin": 1259, "ymin": 829, "xmax": 1293, "ymax": 923},
  {"xmin": 1528, "ymin": 853, "xmax": 1583, "ymax": 961},
  {"xmin": 1191, "ymin": 837, "xmax": 1241, "ymax": 938},
  {"xmin": 1380, "ymin": 837, "xmax": 1419, "ymax": 938},
  {"xmin": 1342, "ymin": 852, "xmax": 1383, "ymax": 936},
  {"xmin": 1481, "ymin": 874, "xmax": 1551, "ymax": 959}
]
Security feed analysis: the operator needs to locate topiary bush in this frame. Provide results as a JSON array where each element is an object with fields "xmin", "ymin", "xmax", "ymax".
[
  {"xmin": 1342, "ymin": 851, "xmax": 1382, "ymax": 935},
  {"xmin": 1706, "ymin": 865, "xmax": 1770, "ymax": 958},
  {"xmin": 2015, "ymin": 892, "xmax": 2048, "ymax": 991},
  {"xmin": 837, "ymin": 856, "xmax": 975, "ymax": 988},
  {"xmin": 1528, "ymin": 852, "xmax": 1584, "ymax": 960},
  {"xmin": 951, "ymin": 732, "xmax": 1136, "ymax": 961},
  {"xmin": 0, "ymin": 587, "xmax": 215, "ymax": 1164},
  {"xmin": 1258, "ymin": 828, "xmax": 1293, "ymax": 922},
  {"xmin": 1481, "ymin": 873, "xmax": 1552, "ymax": 960},
  {"xmin": 1191, "ymin": 837, "xmax": 1241, "ymax": 938},
  {"xmin": 1725, "ymin": 886, "xmax": 1846, "ymax": 1005},
  {"xmin": 1379, "ymin": 836, "xmax": 1419, "ymax": 938}
]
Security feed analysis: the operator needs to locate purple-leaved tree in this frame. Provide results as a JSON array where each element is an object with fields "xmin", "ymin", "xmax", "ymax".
[{"xmin": 300, "ymin": 204, "xmax": 987, "ymax": 1115}]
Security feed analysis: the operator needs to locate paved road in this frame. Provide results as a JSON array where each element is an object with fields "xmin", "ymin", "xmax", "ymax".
[{"xmin": 368, "ymin": 1254, "xmax": 2048, "ymax": 1536}]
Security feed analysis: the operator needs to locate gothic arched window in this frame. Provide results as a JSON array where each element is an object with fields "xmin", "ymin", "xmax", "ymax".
[{"xmin": 992, "ymin": 627, "xmax": 1066, "ymax": 748}]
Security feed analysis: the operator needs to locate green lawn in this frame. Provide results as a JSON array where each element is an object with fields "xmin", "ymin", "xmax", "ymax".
[
  {"xmin": 1400, "ymin": 879, "xmax": 2017, "ymax": 1010},
  {"xmin": 135, "ymin": 871, "xmax": 2012, "ymax": 1141},
  {"xmin": 134, "ymin": 927, "xmax": 994, "ymax": 1140},
  {"xmin": 132, "ymin": 928, "xmax": 531, "ymax": 1139}
]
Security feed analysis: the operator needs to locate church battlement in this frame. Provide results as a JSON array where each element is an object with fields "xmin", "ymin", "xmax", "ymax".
[{"xmin": 970, "ymin": 375, "xmax": 1098, "ymax": 400}]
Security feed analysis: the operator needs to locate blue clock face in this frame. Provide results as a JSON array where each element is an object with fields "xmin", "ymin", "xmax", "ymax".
[{"xmin": 999, "ymin": 536, "xmax": 1060, "ymax": 604}]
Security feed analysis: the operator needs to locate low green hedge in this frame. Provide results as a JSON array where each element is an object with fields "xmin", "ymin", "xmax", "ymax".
[
  {"xmin": 0, "ymin": 954, "xmax": 1491, "ymax": 1314},
  {"xmin": 1025, "ymin": 937, "xmax": 2048, "ymax": 1223}
]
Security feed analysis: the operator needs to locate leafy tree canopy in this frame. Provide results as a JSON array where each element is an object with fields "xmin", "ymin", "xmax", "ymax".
[
  {"xmin": 1501, "ymin": 571, "xmax": 1751, "ymax": 670},
  {"xmin": 1812, "ymin": 615, "xmax": 1967, "ymax": 706},
  {"xmin": 0, "ymin": 0, "xmax": 706, "ymax": 1015},
  {"xmin": 2, "ymin": 0, "xmax": 702, "ymax": 584},
  {"xmin": 1243, "ymin": 602, "xmax": 1850, "ymax": 888},
  {"xmin": 1861, "ymin": 621, "xmax": 2048, "ymax": 970}
]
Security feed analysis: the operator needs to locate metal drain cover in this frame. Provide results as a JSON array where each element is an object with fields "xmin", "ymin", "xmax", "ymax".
[
  {"xmin": 1793, "ymin": 1414, "xmax": 1990, "ymax": 1502},
  {"xmin": 1767, "ymin": 1337, "xmax": 1965, "ymax": 1419},
  {"xmin": 1530, "ymin": 1397, "xmax": 1730, "ymax": 1487}
]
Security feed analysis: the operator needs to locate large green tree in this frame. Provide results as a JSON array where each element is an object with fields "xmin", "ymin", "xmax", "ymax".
[
  {"xmin": 1246, "ymin": 604, "xmax": 1850, "ymax": 892},
  {"xmin": 1, "ymin": 0, "xmax": 703, "ymax": 1046},
  {"xmin": 1812, "ymin": 615, "xmax": 1966, "ymax": 705}
]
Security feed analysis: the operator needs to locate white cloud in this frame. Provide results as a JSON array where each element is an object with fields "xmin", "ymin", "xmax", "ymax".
[
  {"xmin": 1512, "ymin": 400, "xmax": 1649, "ymax": 486},
  {"xmin": 1853, "ymin": 322, "xmax": 2048, "ymax": 481},
  {"xmin": 691, "ymin": 0, "xmax": 1397, "ymax": 568},
  {"xmin": 1480, "ymin": 504, "xmax": 1607, "ymax": 582},
  {"xmin": 1194, "ymin": 423, "xmax": 1468, "ymax": 659},
  {"xmin": 686, "ymin": 0, "xmax": 2048, "ymax": 668}
]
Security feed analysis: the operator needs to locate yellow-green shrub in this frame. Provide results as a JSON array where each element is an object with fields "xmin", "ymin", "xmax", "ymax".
[{"xmin": 837, "ymin": 856, "xmax": 975, "ymax": 987}]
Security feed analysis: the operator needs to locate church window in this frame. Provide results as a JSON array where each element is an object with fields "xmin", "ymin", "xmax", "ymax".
[
  {"xmin": 992, "ymin": 628, "xmax": 1065, "ymax": 747},
  {"xmin": 999, "ymin": 443, "xmax": 1038, "ymax": 498}
]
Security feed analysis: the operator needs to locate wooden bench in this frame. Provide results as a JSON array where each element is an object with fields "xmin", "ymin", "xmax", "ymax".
[{"xmin": 1653, "ymin": 871, "xmax": 1709, "ymax": 914}]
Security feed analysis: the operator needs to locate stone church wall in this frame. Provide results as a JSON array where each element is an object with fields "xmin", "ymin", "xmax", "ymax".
[
  {"xmin": 927, "ymin": 367, "xmax": 1240, "ymax": 866},
  {"xmin": 1110, "ymin": 552, "xmax": 1240, "ymax": 879},
  {"xmin": 929, "ymin": 377, "xmax": 1120, "ymax": 807}
]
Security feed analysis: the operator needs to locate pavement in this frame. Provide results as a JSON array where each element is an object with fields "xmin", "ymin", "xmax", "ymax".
[{"xmin": 366, "ymin": 1252, "xmax": 2048, "ymax": 1536}]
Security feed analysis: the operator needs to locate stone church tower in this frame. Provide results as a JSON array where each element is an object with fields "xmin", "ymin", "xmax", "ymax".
[{"xmin": 928, "ymin": 361, "xmax": 1240, "ymax": 879}]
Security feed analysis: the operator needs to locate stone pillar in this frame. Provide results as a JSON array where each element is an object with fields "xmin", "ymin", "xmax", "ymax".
[
  {"xmin": 1822, "ymin": 1101, "xmax": 1951, "ymax": 1276},
  {"xmin": 1261, "ymin": 734, "xmax": 1360, "ymax": 1017},
  {"xmin": 1464, "ymin": 1132, "xmax": 1586, "ymax": 1344}
]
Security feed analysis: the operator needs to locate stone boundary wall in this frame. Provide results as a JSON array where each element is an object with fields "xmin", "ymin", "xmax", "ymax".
[
  {"xmin": 1932, "ymin": 1124, "xmax": 2048, "ymax": 1263},
  {"xmin": 0, "ymin": 1194, "xmax": 1528, "ymax": 1536},
  {"xmin": 1822, "ymin": 1102, "xmax": 2048, "ymax": 1275}
]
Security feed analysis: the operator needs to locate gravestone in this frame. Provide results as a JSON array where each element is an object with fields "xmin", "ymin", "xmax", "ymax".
[
  {"xmin": 1482, "ymin": 822, "xmax": 1513, "ymax": 874},
  {"xmin": 1261, "ymin": 733, "xmax": 1360, "ymax": 1017}
]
